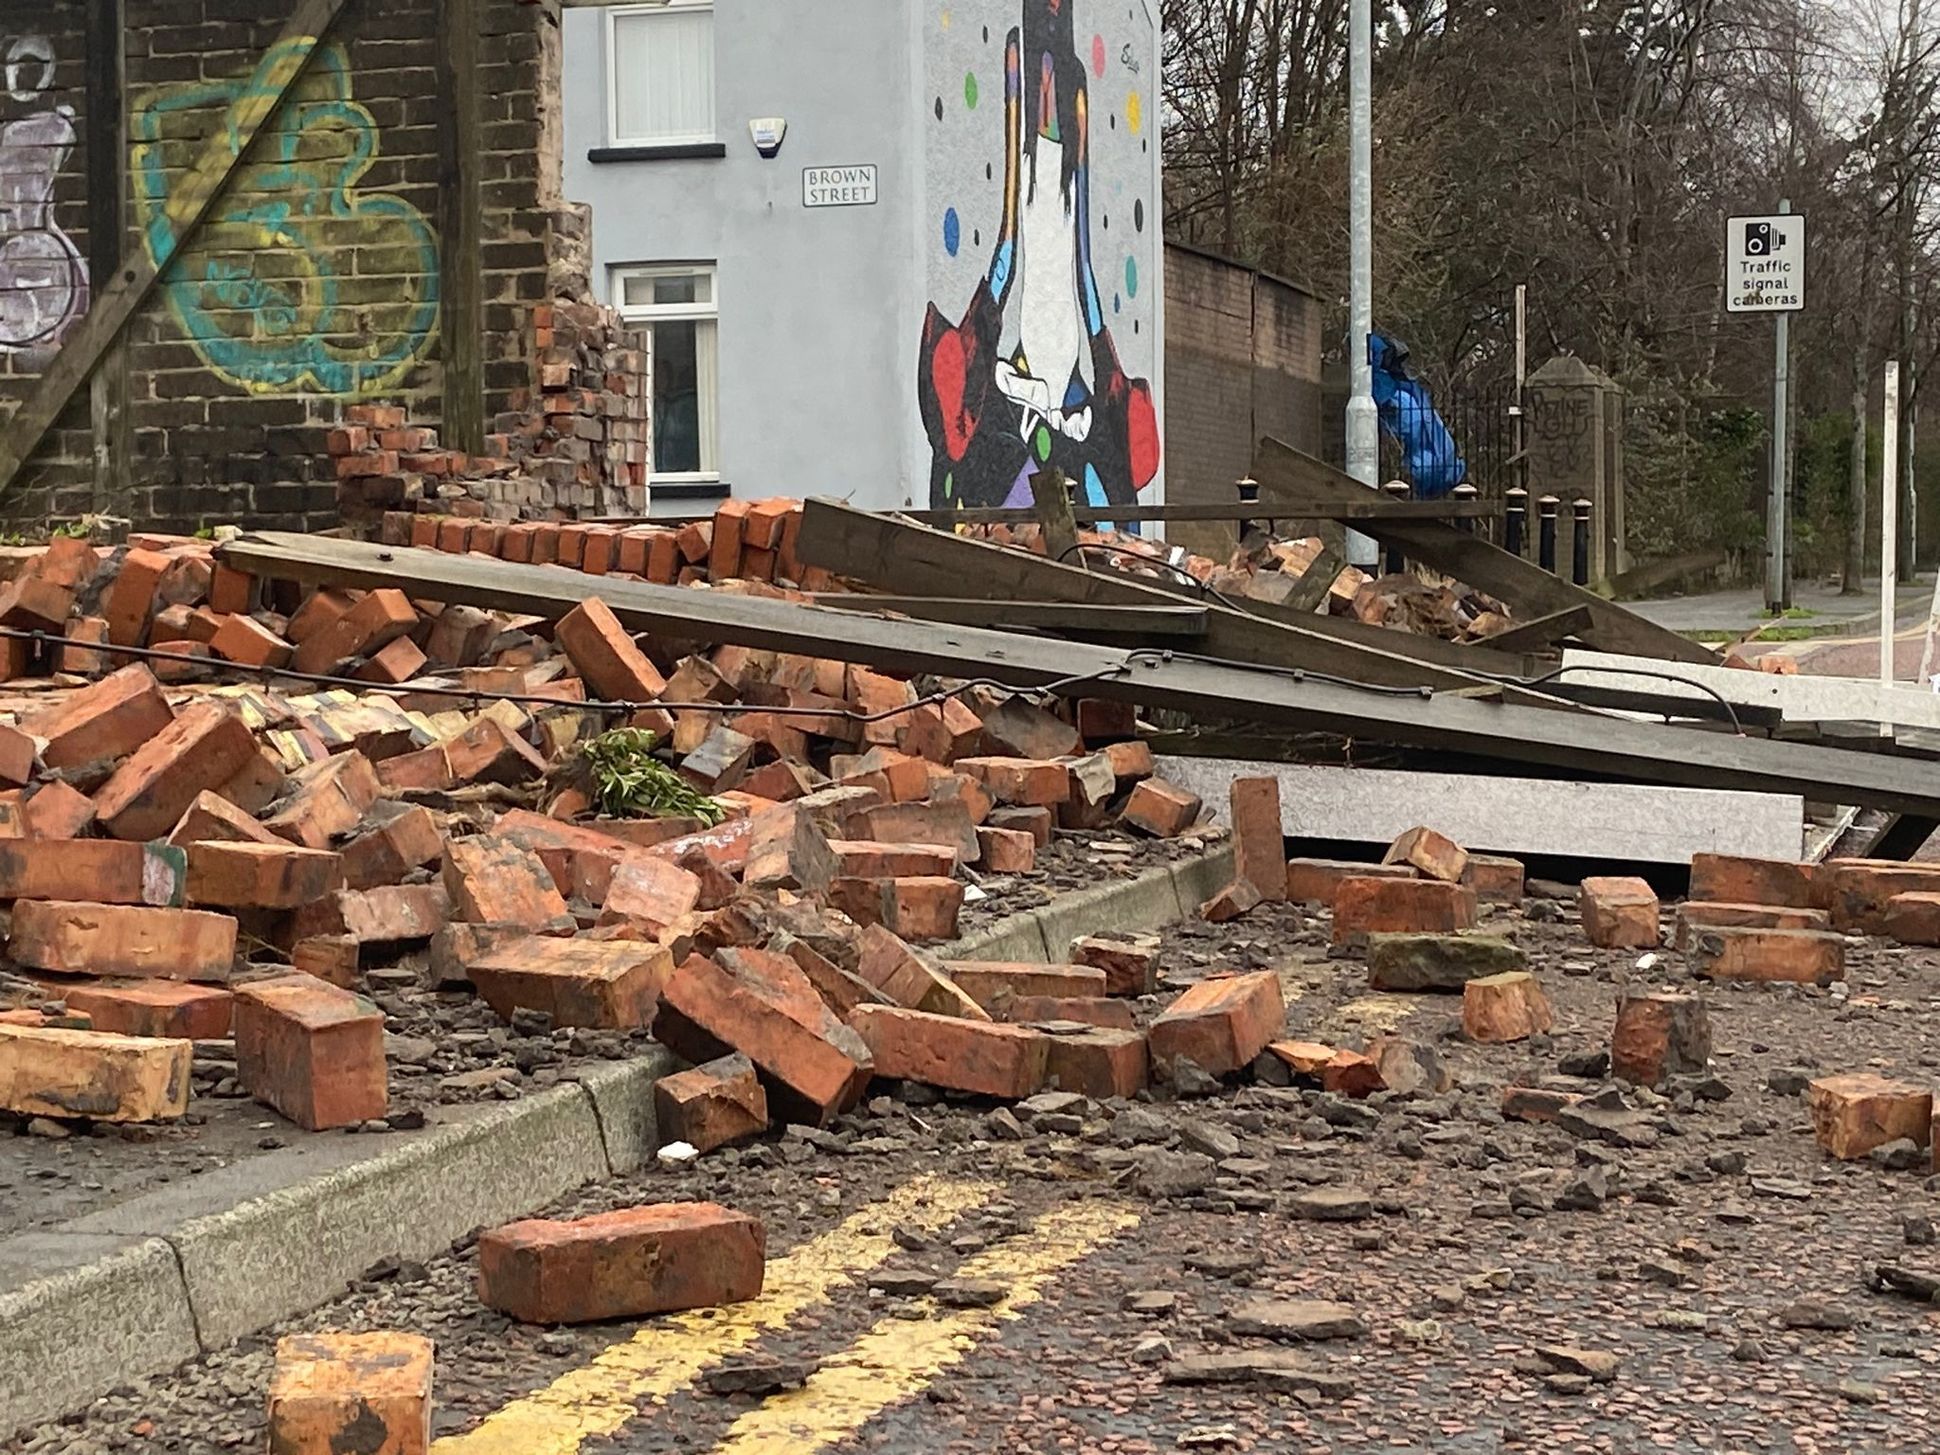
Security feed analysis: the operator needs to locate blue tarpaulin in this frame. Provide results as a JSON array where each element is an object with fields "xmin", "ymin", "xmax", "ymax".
[{"xmin": 1369, "ymin": 332, "xmax": 1465, "ymax": 498}]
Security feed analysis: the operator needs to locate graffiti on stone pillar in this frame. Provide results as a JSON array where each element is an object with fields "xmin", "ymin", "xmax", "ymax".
[
  {"xmin": 0, "ymin": 34, "xmax": 90, "ymax": 360},
  {"xmin": 1530, "ymin": 390, "xmax": 1595, "ymax": 476},
  {"xmin": 130, "ymin": 40, "xmax": 439, "ymax": 397}
]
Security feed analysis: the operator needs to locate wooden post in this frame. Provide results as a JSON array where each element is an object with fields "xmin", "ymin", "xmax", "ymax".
[
  {"xmin": 1030, "ymin": 468, "xmax": 1081, "ymax": 568},
  {"xmin": 86, "ymin": 0, "xmax": 130, "ymax": 515},
  {"xmin": 436, "ymin": 0, "xmax": 485, "ymax": 456}
]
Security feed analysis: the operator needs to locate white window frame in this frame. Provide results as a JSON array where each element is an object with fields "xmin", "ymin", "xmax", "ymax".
[
  {"xmin": 605, "ymin": 1, "xmax": 718, "ymax": 149},
  {"xmin": 613, "ymin": 263, "xmax": 721, "ymax": 484}
]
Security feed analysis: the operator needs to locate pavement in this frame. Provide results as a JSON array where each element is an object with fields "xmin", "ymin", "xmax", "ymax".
[
  {"xmin": 1626, "ymin": 577, "xmax": 1933, "ymax": 642},
  {"xmin": 15, "ymin": 888, "xmax": 1940, "ymax": 1455}
]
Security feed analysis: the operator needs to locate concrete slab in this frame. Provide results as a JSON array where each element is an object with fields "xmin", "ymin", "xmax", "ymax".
[
  {"xmin": 1155, "ymin": 757, "xmax": 1803, "ymax": 866},
  {"xmin": 1561, "ymin": 648, "xmax": 1940, "ymax": 731},
  {"xmin": 572, "ymin": 1051, "xmax": 677, "ymax": 1173},
  {"xmin": 0, "ymin": 1235, "xmax": 198, "ymax": 1433}
]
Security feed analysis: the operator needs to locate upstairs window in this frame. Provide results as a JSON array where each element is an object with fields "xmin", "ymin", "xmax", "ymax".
[{"xmin": 608, "ymin": 1, "xmax": 716, "ymax": 147}]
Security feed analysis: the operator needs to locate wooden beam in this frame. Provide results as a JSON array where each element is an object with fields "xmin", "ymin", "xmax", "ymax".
[
  {"xmin": 0, "ymin": 0, "xmax": 349, "ymax": 496},
  {"xmin": 1030, "ymin": 469, "xmax": 1081, "ymax": 568},
  {"xmin": 435, "ymin": 0, "xmax": 485, "ymax": 456},
  {"xmin": 1468, "ymin": 605, "xmax": 1595, "ymax": 655},
  {"xmin": 893, "ymin": 500, "xmax": 1495, "ymax": 526},
  {"xmin": 796, "ymin": 499, "xmax": 1560, "ymax": 699},
  {"xmin": 212, "ymin": 530, "xmax": 1940, "ymax": 820},
  {"xmin": 85, "ymin": 0, "xmax": 130, "ymax": 515},
  {"xmin": 810, "ymin": 595, "xmax": 1209, "ymax": 638},
  {"xmin": 1253, "ymin": 439, "xmax": 1717, "ymax": 664}
]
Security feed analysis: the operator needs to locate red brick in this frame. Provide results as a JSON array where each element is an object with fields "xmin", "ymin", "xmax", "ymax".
[
  {"xmin": 234, "ymin": 973, "xmax": 386, "ymax": 1130},
  {"xmin": 209, "ymin": 614, "xmax": 293, "ymax": 670},
  {"xmin": 1069, "ymin": 935, "xmax": 1161, "ymax": 995},
  {"xmin": 1289, "ymin": 860, "xmax": 1414, "ymax": 907},
  {"xmin": 832, "ymin": 875, "xmax": 963, "ymax": 941},
  {"xmin": 354, "ymin": 635, "xmax": 428, "ymax": 686},
  {"xmin": 0, "ymin": 838, "xmax": 191, "ymax": 910},
  {"xmin": 56, "ymin": 615, "xmax": 113, "ymax": 675},
  {"xmin": 1321, "ymin": 1048, "xmax": 1385, "ymax": 1098},
  {"xmin": 0, "ymin": 722, "xmax": 34, "ymax": 790},
  {"xmin": 22, "ymin": 663, "xmax": 174, "ymax": 771},
  {"xmin": 1808, "ymin": 1073, "xmax": 1933, "ymax": 1160},
  {"xmin": 0, "ymin": 572, "xmax": 73, "ymax": 632},
  {"xmin": 709, "ymin": 498, "xmax": 752, "ymax": 580},
  {"xmin": 829, "ymin": 839, "xmax": 957, "ymax": 879},
  {"xmin": 208, "ymin": 564, "xmax": 255, "ymax": 615},
  {"xmin": 850, "ymin": 1004, "xmax": 1050, "ymax": 1098},
  {"xmin": 187, "ymin": 841, "xmax": 344, "ymax": 910},
  {"xmin": 1578, "ymin": 876, "xmax": 1660, "ymax": 949},
  {"xmin": 1461, "ymin": 853, "xmax": 1525, "ymax": 902},
  {"xmin": 263, "ymin": 751, "xmax": 382, "ymax": 850},
  {"xmin": 1687, "ymin": 924, "xmax": 1845, "ymax": 984},
  {"xmin": 21, "ymin": 780, "xmax": 96, "ymax": 840},
  {"xmin": 944, "ymin": 962, "xmax": 1107, "ymax": 1010},
  {"xmin": 375, "ymin": 717, "xmax": 547, "ymax": 793},
  {"xmin": 985, "ymin": 805, "xmax": 1053, "ymax": 847},
  {"xmin": 1332, "ymin": 877, "xmax": 1477, "ymax": 942},
  {"xmin": 291, "ymin": 589, "xmax": 419, "ymax": 676},
  {"xmin": 1674, "ymin": 900, "xmax": 1829, "ymax": 947},
  {"xmin": 1819, "ymin": 858, "xmax": 1940, "ymax": 933},
  {"xmin": 975, "ymin": 825, "xmax": 1036, "ymax": 872},
  {"xmin": 1146, "ymin": 971, "xmax": 1285, "ymax": 1077},
  {"xmin": 168, "ymin": 790, "xmax": 282, "ymax": 849},
  {"xmin": 1265, "ymin": 1039, "xmax": 1337, "ymax": 1080},
  {"xmin": 105, "ymin": 548, "xmax": 170, "ymax": 648},
  {"xmin": 339, "ymin": 805, "xmax": 444, "ymax": 889},
  {"xmin": 556, "ymin": 597, "xmax": 667, "ymax": 702},
  {"xmin": 652, "ymin": 952, "xmax": 874, "ymax": 1126},
  {"xmin": 93, "ymin": 702, "xmax": 257, "ymax": 841},
  {"xmin": 45, "ymin": 978, "xmax": 233, "ymax": 1040},
  {"xmin": 267, "ymin": 1332, "xmax": 431, "ymax": 1455},
  {"xmin": 292, "ymin": 935, "xmax": 361, "ymax": 987},
  {"xmin": 0, "ymin": 1023, "xmax": 192, "ymax": 1123},
  {"xmin": 443, "ymin": 835, "xmax": 570, "ymax": 928},
  {"xmin": 1200, "ymin": 879, "xmax": 1263, "ymax": 923},
  {"xmin": 284, "ymin": 588, "xmax": 357, "ymax": 645},
  {"xmin": 654, "ymin": 1052, "xmax": 769, "ymax": 1153},
  {"xmin": 744, "ymin": 805, "xmax": 839, "ymax": 892},
  {"xmin": 1102, "ymin": 738, "xmax": 1155, "ymax": 782},
  {"xmin": 1383, "ymin": 825, "xmax": 1469, "ymax": 883},
  {"xmin": 977, "ymin": 698, "xmax": 1080, "ymax": 761},
  {"xmin": 221, "ymin": 748, "xmax": 288, "ymax": 815},
  {"xmin": 30, "ymin": 535, "xmax": 101, "ymax": 592},
  {"xmin": 470, "ymin": 935, "xmax": 675, "ymax": 1028},
  {"xmin": 853, "ymin": 927, "xmax": 989, "ymax": 1020},
  {"xmin": 554, "ymin": 524, "xmax": 589, "ymax": 569},
  {"xmin": 854, "ymin": 800, "xmax": 978, "ymax": 863},
  {"xmin": 1044, "ymin": 1026, "xmax": 1149, "ymax": 1097},
  {"xmin": 896, "ymin": 697, "xmax": 984, "ymax": 763},
  {"xmin": 1882, "ymin": 891, "xmax": 1940, "ymax": 945},
  {"xmin": 1004, "ymin": 994, "xmax": 1137, "ymax": 1030},
  {"xmin": 1229, "ymin": 777, "xmax": 1287, "ymax": 902},
  {"xmin": 1610, "ymin": 991, "xmax": 1711, "ymax": 1087},
  {"xmin": 1501, "ymin": 1085, "xmax": 1584, "ymax": 1123},
  {"xmin": 1688, "ymin": 852, "xmax": 1817, "ymax": 909},
  {"xmin": 294, "ymin": 884, "xmax": 450, "ymax": 946},
  {"xmin": 479, "ymin": 1202, "xmax": 765, "ymax": 1324},
  {"xmin": 674, "ymin": 519, "xmax": 711, "ymax": 564},
  {"xmin": 10, "ymin": 900, "xmax": 236, "ymax": 980},
  {"xmin": 1120, "ymin": 778, "xmax": 1202, "ymax": 837},
  {"xmin": 955, "ymin": 756, "xmax": 1070, "ymax": 807},
  {"xmin": 1460, "ymin": 970, "xmax": 1553, "ymax": 1043}
]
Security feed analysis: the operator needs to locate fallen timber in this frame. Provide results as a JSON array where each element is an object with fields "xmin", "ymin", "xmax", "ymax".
[{"xmin": 218, "ymin": 532, "xmax": 1940, "ymax": 820}]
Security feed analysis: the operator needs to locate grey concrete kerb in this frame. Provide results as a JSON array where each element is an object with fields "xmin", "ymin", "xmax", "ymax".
[{"xmin": 0, "ymin": 841, "xmax": 1232, "ymax": 1434}]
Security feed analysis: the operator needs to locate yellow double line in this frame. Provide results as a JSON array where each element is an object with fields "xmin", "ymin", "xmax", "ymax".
[{"xmin": 433, "ymin": 1176, "xmax": 1135, "ymax": 1455}]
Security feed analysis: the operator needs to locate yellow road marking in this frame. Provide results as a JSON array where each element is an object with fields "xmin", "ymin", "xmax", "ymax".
[
  {"xmin": 707, "ymin": 1198, "xmax": 1140, "ymax": 1454},
  {"xmin": 432, "ymin": 1175, "xmax": 999, "ymax": 1455},
  {"xmin": 1326, "ymin": 992, "xmax": 1417, "ymax": 1035}
]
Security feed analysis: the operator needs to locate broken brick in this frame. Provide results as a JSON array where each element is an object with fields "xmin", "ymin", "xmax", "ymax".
[
  {"xmin": 853, "ymin": 926, "xmax": 989, "ymax": 1020},
  {"xmin": 1578, "ymin": 876, "xmax": 1660, "ymax": 949},
  {"xmin": 1460, "ymin": 853, "xmax": 1525, "ymax": 902},
  {"xmin": 1320, "ymin": 1048, "xmax": 1385, "ymax": 1099},
  {"xmin": 977, "ymin": 697, "xmax": 1081, "ymax": 761},
  {"xmin": 45, "ymin": 978, "xmax": 233, "ymax": 1041},
  {"xmin": 1146, "ymin": 971, "xmax": 1285, "ymax": 1078},
  {"xmin": 1501, "ymin": 1086, "xmax": 1584, "ymax": 1123},
  {"xmin": 1045, "ymin": 1026, "xmax": 1149, "ymax": 1098},
  {"xmin": 187, "ymin": 841, "xmax": 345, "ymax": 910},
  {"xmin": 22, "ymin": 663, "xmax": 174, "ymax": 771},
  {"xmin": 263, "ymin": 751, "xmax": 383, "ymax": 850},
  {"xmin": 955, "ymin": 756, "xmax": 1071, "ymax": 807},
  {"xmin": 93, "ymin": 701, "xmax": 257, "ymax": 842},
  {"xmin": 600, "ymin": 855, "xmax": 704, "ymax": 930},
  {"xmin": 470, "ymin": 935, "xmax": 675, "ymax": 1028},
  {"xmin": 850, "ymin": 1004, "xmax": 1050, "ymax": 1098},
  {"xmin": 1673, "ymin": 900, "xmax": 1829, "ymax": 948},
  {"xmin": 267, "ymin": 1332, "xmax": 432, "ymax": 1455},
  {"xmin": 943, "ymin": 961, "xmax": 1108, "ymax": 1009},
  {"xmin": 355, "ymin": 635, "xmax": 429, "ymax": 686},
  {"xmin": 290, "ymin": 588, "xmax": 419, "ymax": 676},
  {"xmin": 376, "ymin": 717, "xmax": 547, "ymax": 792},
  {"xmin": 21, "ymin": 780, "xmax": 96, "ymax": 840},
  {"xmin": 1688, "ymin": 925, "xmax": 1845, "ymax": 984},
  {"xmin": 233, "ymin": 974, "xmax": 387, "ymax": 1131},
  {"xmin": 1460, "ymin": 971, "xmax": 1554, "ymax": 1043},
  {"xmin": 1610, "ymin": 991, "xmax": 1711, "ymax": 1087},
  {"xmin": 0, "ymin": 1023, "xmax": 192, "ymax": 1123},
  {"xmin": 443, "ymin": 835, "xmax": 570, "ymax": 929},
  {"xmin": 975, "ymin": 825, "xmax": 1037, "ymax": 872},
  {"xmin": 209, "ymin": 613, "xmax": 294, "ymax": 670},
  {"xmin": 1333, "ymin": 876, "xmax": 1477, "ymax": 942},
  {"xmin": 1807, "ymin": 1073, "xmax": 1933, "ymax": 1161},
  {"xmin": 654, "ymin": 1053, "xmax": 770, "ymax": 1153},
  {"xmin": 652, "ymin": 951, "xmax": 874, "ymax": 1126},
  {"xmin": 294, "ymin": 884, "xmax": 450, "ymax": 946},
  {"xmin": 1821, "ymin": 859, "xmax": 1940, "ymax": 933},
  {"xmin": 556, "ymin": 597, "xmax": 667, "ymax": 701},
  {"xmin": 1102, "ymin": 739, "xmax": 1154, "ymax": 782},
  {"xmin": 896, "ymin": 697, "xmax": 984, "ymax": 763},
  {"xmin": 1383, "ymin": 825, "xmax": 1468, "ymax": 883},
  {"xmin": 832, "ymin": 875, "xmax": 963, "ymax": 941},
  {"xmin": 744, "ymin": 805, "xmax": 839, "ymax": 893},
  {"xmin": 1119, "ymin": 778, "xmax": 1202, "ymax": 837},
  {"xmin": 1069, "ymin": 935, "xmax": 1160, "ymax": 995},
  {"xmin": 1687, "ymin": 851, "xmax": 1817, "ymax": 910},
  {"xmin": 1201, "ymin": 879, "xmax": 1263, "ymax": 923},
  {"xmin": 168, "ymin": 790, "xmax": 283, "ymax": 849},
  {"xmin": 478, "ymin": 1202, "xmax": 765, "ymax": 1325},
  {"xmin": 1286, "ymin": 858, "xmax": 1413, "ymax": 905},
  {"xmin": 340, "ymin": 803, "xmax": 445, "ymax": 889},
  {"xmin": 291, "ymin": 935, "xmax": 361, "ymax": 988},
  {"xmin": 855, "ymin": 799, "xmax": 979, "ymax": 863},
  {"xmin": 1229, "ymin": 777, "xmax": 1287, "ymax": 903},
  {"xmin": 10, "ymin": 900, "xmax": 236, "ymax": 980}
]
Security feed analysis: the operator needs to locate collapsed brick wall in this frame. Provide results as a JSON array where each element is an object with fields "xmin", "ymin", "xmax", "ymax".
[{"xmin": 0, "ymin": 0, "xmax": 642, "ymax": 535}]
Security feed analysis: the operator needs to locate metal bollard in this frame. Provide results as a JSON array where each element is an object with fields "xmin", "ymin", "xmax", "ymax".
[
  {"xmin": 1572, "ymin": 497, "xmax": 1592, "ymax": 586},
  {"xmin": 1504, "ymin": 487, "xmax": 1527, "ymax": 557},
  {"xmin": 1451, "ymin": 481, "xmax": 1479, "ymax": 536},
  {"xmin": 1538, "ymin": 495, "xmax": 1559, "ymax": 574},
  {"xmin": 1235, "ymin": 477, "xmax": 1261, "ymax": 541},
  {"xmin": 1382, "ymin": 481, "xmax": 1409, "ymax": 576}
]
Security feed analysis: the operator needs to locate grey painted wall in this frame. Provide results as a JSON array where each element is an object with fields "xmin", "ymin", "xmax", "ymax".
[{"xmin": 562, "ymin": 0, "xmax": 1161, "ymax": 517}]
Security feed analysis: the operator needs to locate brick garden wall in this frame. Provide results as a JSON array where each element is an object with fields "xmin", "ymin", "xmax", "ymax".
[{"xmin": 0, "ymin": 0, "xmax": 646, "ymax": 535}]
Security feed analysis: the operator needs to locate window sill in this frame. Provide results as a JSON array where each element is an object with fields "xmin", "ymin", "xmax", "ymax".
[
  {"xmin": 651, "ymin": 478, "xmax": 729, "ymax": 500},
  {"xmin": 590, "ymin": 142, "xmax": 727, "ymax": 163}
]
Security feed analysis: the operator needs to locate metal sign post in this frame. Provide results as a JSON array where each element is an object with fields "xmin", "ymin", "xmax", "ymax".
[
  {"xmin": 1726, "ymin": 204, "xmax": 1807, "ymax": 613},
  {"xmin": 1884, "ymin": 360, "xmax": 1902, "ymax": 693}
]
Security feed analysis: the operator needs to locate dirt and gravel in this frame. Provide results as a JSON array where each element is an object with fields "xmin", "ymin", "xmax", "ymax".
[{"xmin": 11, "ymin": 879, "xmax": 1940, "ymax": 1454}]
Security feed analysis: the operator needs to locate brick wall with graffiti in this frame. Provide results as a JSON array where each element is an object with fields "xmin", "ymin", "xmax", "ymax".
[
  {"xmin": 916, "ymin": 0, "xmax": 1161, "ymax": 516},
  {"xmin": 0, "ymin": 0, "xmax": 644, "ymax": 534}
]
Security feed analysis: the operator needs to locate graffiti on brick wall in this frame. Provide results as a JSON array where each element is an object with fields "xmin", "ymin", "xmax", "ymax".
[
  {"xmin": 918, "ymin": 0, "xmax": 1160, "ymax": 513},
  {"xmin": 130, "ymin": 40, "xmax": 438, "ymax": 397},
  {"xmin": 0, "ymin": 34, "xmax": 89, "ymax": 360}
]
